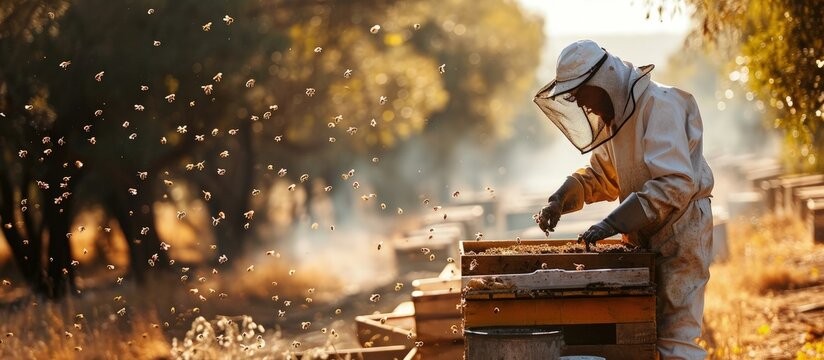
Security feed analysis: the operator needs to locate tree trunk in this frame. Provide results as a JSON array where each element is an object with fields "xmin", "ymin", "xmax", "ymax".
[
  {"xmin": 43, "ymin": 198, "xmax": 74, "ymax": 299},
  {"xmin": 0, "ymin": 172, "xmax": 48, "ymax": 296}
]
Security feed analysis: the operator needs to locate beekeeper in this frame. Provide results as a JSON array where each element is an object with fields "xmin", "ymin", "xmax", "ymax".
[{"xmin": 534, "ymin": 40, "xmax": 714, "ymax": 359}]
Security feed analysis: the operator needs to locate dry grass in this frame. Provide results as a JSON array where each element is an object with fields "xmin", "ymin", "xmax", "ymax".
[
  {"xmin": 0, "ymin": 297, "xmax": 169, "ymax": 359},
  {"xmin": 702, "ymin": 215, "xmax": 824, "ymax": 359},
  {"xmin": 0, "ymin": 237, "xmax": 348, "ymax": 360},
  {"xmin": 228, "ymin": 257, "xmax": 343, "ymax": 304}
]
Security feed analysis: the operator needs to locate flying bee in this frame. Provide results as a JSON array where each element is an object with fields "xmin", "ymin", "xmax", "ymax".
[
  {"xmin": 94, "ymin": 71, "xmax": 104, "ymax": 81},
  {"xmin": 134, "ymin": 104, "xmax": 145, "ymax": 111},
  {"xmin": 299, "ymin": 174, "xmax": 309, "ymax": 183},
  {"xmin": 313, "ymin": 47, "xmax": 322, "ymax": 53},
  {"xmin": 287, "ymin": 184, "xmax": 296, "ymax": 191},
  {"xmin": 165, "ymin": 94, "xmax": 175, "ymax": 103},
  {"xmin": 439, "ymin": 64, "xmax": 446, "ymax": 74},
  {"xmin": 245, "ymin": 79, "xmax": 255, "ymax": 88},
  {"xmin": 305, "ymin": 88, "xmax": 316, "ymax": 97},
  {"xmin": 379, "ymin": 96, "xmax": 387, "ymax": 105},
  {"xmin": 370, "ymin": 25, "xmax": 381, "ymax": 34},
  {"xmin": 59, "ymin": 61, "xmax": 71, "ymax": 69},
  {"xmin": 213, "ymin": 72, "xmax": 223, "ymax": 82},
  {"xmin": 140, "ymin": 85, "xmax": 148, "ymax": 91},
  {"xmin": 223, "ymin": 15, "xmax": 234, "ymax": 25},
  {"xmin": 153, "ymin": 40, "xmax": 161, "ymax": 46},
  {"xmin": 201, "ymin": 84, "xmax": 213, "ymax": 95},
  {"xmin": 278, "ymin": 168, "xmax": 287, "ymax": 177},
  {"xmin": 344, "ymin": 69, "xmax": 353, "ymax": 78},
  {"xmin": 202, "ymin": 22, "xmax": 212, "ymax": 31}
]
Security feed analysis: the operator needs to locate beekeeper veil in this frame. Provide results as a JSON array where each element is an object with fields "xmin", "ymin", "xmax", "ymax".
[{"xmin": 534, "ymin": 40, "xmax": 654, "ymax": 153}]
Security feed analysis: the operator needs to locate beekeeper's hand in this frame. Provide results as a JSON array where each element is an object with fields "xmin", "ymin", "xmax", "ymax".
[
  {"xmin": 578, "ymin": 220, "xmax": 617, "ymax": 246},
  {"xmin": 537, "ymin": 201, "xmax": 562, "ymax": 234},
  {"xmin": 537, "ymin": 177, "xmax": 585, "ymax": 235}
]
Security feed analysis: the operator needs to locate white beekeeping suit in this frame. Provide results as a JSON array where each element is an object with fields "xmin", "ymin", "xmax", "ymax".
[{"xmin": 534, "ymin": 40, "xmax": 714, "ymax": 359}]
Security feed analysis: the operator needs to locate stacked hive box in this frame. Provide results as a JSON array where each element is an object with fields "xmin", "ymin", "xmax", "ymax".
[
  {"xmin": 408, "ymin": 263, "xmax": 464, "ymax": 359},
  {"xmin": 461, "ymin": 239, "xmax": 658, "ymax": 360}
]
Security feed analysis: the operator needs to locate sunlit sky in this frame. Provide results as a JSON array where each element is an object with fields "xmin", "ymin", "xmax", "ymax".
[
  {"xmin": 516, "ymin": 0, "xmax": 695, "ymax": 83},
  {"xmin": 517, "ymin": 0, "xmax": 692, "ymax": 36}
]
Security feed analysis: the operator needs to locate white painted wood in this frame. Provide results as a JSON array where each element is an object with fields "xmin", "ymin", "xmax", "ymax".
[{"xmin": 462, "ymin": 267, "xmax": 650, "ymax": 291}]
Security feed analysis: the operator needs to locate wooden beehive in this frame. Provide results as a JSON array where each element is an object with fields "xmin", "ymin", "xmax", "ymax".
[
  {"xmin": 355, "ymin": 311, "xmax": 416, "ymax": 348},
  {"xmin": 460, "ymin": 239, "xmax": 657, "ymax": 360}
]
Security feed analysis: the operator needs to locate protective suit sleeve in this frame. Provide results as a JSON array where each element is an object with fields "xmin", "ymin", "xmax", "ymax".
[
  {"xmin": 636, "ymin": 97, "xmax": 698, "ymax": 226},
  {"xmin": 569, "ymin": 145, "xmax": 620, "ymax": 207}
]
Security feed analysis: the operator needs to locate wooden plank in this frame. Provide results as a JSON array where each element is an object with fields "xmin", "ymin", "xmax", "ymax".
[
  {"xmin": 616, "ymin": 322, "xmax": 657, "ymax": 344},
  {"xmin": 414, "ymin": 316, "xmax": 462, "ymax": 342},
  {"xmin": 463, "ymin": 287, "xmax": 655, "ymax": 300},
  {"xmin": 462, "ymin": 267, "xmax": 650, "ymax": 292},
  {"xmin": 411, "ymin": 290, "xmax": 461, "ymax": 317},
  {"xmin": 438, "ymin": 262, "xmax": 461, "ymax": 279},
  {"xmin": 415, "ymin": 341, "xmax": 464, "ymax": 360},
  {"xmin": 356, "ymin": 313, "xmax": 416, "ymax": 348},
  {"xmin": 298, "ymin": 345, "xmax": 409, "ymax": 360},
  {"xmin": 460, "ymin": 239, "xmax": 655, "ymax": 282},
  {"xmin": 402, "ymin": 347, "xmax": 417, "ymax": 360},
  {"xmin": 412, "ymin": 277, "xmax": 461, "ymax": 292},
  {"xmin": 563, "ymin": 344, "xmax": 657, "ymax": 360},
  {"xmin": 812, "ymin": 201, "xmax": 824, "ymax": 244},
  {"xmin": 463, "ymin": 296, "xmax": 655, "ymax": 327}
]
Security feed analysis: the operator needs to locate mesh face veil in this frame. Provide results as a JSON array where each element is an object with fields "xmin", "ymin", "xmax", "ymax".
[{"xmin": 534, "ymin": 48, "xmax": 654, "ymax": 154}]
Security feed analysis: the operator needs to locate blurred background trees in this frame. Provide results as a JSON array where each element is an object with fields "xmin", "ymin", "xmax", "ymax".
[
  {"xmin": 652, "ymin": 0, "xmax": 823, "ymax": 172},
  {"xmin": 0, "ymin": 0, "xmax": 543, "ymax": 298}
]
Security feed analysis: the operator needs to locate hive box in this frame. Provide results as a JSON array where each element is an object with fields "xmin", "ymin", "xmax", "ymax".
[{"xmin": 460, "ymin": 239, "xmax": 658, "ymax": 360}]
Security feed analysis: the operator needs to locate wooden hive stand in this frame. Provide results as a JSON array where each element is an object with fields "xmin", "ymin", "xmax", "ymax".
[{"xmin": 461, "ymin": 239, "xmax": 658, "ymax": 360}]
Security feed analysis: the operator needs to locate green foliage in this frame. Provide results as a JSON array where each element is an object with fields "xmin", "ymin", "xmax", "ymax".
[
  {"xmin": 657, "ymin": 0, "xmax": 824, "ymax": 172},
  {"xmin": 0, "ymin": 0, "xmax": 543, "ymax": 297}
]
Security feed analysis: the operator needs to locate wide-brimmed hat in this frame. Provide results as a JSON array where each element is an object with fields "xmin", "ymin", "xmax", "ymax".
[{"xmin": 547, "ymin": 39, "xmax": 608, "ymax": 98}]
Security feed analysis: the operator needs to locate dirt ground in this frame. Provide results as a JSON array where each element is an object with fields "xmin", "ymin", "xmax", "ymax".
[
  {"xmin": 701, "ymin": 216, "xmax": 824, "ymax": 359},
  {"xmin": 2, "ymin": 214, "xmax": 824, "ymax": 359}
]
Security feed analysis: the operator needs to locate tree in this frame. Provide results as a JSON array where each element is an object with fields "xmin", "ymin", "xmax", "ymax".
[
  {"xmin": 653, "ymin": 0, "xmax": 823, "ymax": 171},
  {"xmin": 0, "ymin": 0, "xmax": 543, "ymax": 299}
]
